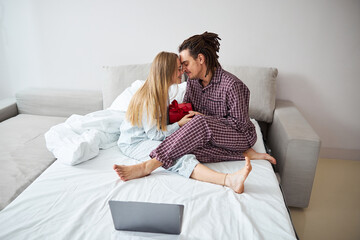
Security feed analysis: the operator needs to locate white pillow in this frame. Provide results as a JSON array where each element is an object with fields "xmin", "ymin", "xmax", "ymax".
[
  {"xmin": 169, "ymin": 82, "xmax": 187, "ymax": 103},
  {"xmin": 108, "ymin": 81, "xmax": 187, "ymax": 111}
]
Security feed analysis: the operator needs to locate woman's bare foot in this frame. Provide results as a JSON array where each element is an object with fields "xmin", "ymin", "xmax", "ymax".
[
  {"xmin": 113, "ymin": 158, "xmax": 163, "ymax": 181},
  {"xmin": 224, "ymin": 156, "xmax": 252, "ymax": 193},
  {"xmin": 244, "ymin": 148, "xmax": 276, "ymax": 164},
  {"xmin": 113, "ymin": 163, "xmax": 149, "ymax": 181}
]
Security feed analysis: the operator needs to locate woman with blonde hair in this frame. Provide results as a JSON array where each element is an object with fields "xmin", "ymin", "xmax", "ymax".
[
  {"xmin": 114, "ymin": 51, "xmax": 253, "ymax": 193},
  {"xmin": 115, "ymin": 51, "xmax": 198, "ymax": 178}
]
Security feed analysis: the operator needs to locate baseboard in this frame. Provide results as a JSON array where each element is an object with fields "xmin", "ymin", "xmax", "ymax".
[{"xmin": 319, "ymin": 147, "xmax": 360, "ymax": 161}]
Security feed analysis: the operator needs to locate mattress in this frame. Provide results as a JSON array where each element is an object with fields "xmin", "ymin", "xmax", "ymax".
[{"xmin": 0, "ymin": 121, "xmax": 296, "ymax": 240}]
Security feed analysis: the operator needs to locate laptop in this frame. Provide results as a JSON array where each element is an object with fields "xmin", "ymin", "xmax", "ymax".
[{"xmin": 109, "ymin": 200, "xmax": 184, "ymax": 235}]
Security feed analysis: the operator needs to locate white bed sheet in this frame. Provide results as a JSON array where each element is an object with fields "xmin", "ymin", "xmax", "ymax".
[{"xmin": 0, "ymin": 121, "xmax": 296, "ymax": 240}]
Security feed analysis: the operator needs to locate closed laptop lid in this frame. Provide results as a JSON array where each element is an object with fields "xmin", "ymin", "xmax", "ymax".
[{"xmin": 109, "ymin": 200, "xmax": 184, "ymax": 235}]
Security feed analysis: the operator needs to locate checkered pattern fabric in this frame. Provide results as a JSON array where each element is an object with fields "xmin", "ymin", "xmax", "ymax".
[{"xmin": 150, "ymin": 67, "xmax": 257, "ymax": 169}]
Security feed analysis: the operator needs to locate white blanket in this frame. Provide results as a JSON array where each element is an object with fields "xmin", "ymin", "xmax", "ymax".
[
  {"xmin": 45, "ymin": 81, "xmax": 188, "ymax": 166},
  {"xmin": 45, "ymin": 110, "xmax": 125, "ymax": 165}
]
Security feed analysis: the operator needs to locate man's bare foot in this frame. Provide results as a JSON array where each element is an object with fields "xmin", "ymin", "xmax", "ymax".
[
  {"xmin": 224, "ymin": 156, "xmax": 252, "ymax": 193},
  {"xmin": 244, "ymin": 148, "xmax": 276, "ymax": 164},
  {"xmin": 113, "ymin": 163, "xmax": 149, "ymax": 181}
]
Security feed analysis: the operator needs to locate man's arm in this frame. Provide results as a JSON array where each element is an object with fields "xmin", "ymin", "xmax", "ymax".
[{"xmin": 220, "ymin": 82, "xmax": 253, "ymax": 132}]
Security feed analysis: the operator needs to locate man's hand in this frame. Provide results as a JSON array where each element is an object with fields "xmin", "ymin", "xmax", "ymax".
[
  {"xmin": 178, "ymin": 112, "xmax": 196, "ymax": 127},
  {"xmin": 189, "ymin": 111, "xmax": 203, "ymax": 116}
]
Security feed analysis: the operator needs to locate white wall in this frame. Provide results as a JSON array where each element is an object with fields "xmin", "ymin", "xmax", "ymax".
[{"xmin": 1, "ymin": 0, "xmax": 359, "ymax": 159}]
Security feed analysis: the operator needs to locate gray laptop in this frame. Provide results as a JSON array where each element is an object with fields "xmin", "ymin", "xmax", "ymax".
[{"xmin": 109, "ymin": 200, "xmax": 184, "ymax": 235}]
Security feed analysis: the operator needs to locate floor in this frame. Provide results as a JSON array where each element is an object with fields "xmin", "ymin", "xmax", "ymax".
[{"xmin": 289, "ymin": 158, "xmax": 360, "ymax": 240}]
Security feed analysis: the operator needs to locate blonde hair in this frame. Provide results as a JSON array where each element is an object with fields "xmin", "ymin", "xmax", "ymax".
[{"xmin": 126, "ymin": 51, "xmax": 178, "ymax": 130}]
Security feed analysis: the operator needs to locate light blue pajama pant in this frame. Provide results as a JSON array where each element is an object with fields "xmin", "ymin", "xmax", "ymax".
[{"xmin": 118, "ymin": 140, "xmax": 199, "ymax": 178}]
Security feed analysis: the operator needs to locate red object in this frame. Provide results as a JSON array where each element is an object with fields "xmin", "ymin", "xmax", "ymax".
[{"xmin": 168, "ymin": 100, "xmax": 193, "ymax": 123}]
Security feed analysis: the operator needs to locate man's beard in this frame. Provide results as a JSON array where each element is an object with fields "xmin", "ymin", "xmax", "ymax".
[{"xmin": 185, "ymin": 73, "xmax": 197, "ymax": 80}]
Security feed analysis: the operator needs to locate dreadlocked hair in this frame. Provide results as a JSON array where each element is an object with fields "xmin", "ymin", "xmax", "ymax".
[{"xmin": 178, "ymin": 32, "xmax": 221, "ymax": 77}]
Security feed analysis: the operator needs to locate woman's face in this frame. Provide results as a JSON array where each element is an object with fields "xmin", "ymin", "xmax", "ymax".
[{"xmin": 172, "ymin": 58, "xmax": 183, "ymax": 84}]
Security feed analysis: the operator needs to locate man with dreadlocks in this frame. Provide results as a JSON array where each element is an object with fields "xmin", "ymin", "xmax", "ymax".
[{"xmin": 115, "ymin": 32, "xmax": 276, "ymax": 194}]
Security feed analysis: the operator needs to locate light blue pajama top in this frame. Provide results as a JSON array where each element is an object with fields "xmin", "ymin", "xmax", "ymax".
[{"xmin": 117, "ymin": 109, "xmax": 180, "ymax": 147}]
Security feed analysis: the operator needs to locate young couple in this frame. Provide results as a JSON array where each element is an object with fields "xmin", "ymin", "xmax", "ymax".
[{"xmin": 114, "ymin": 32, "xmax": 276, "ymax": 194}]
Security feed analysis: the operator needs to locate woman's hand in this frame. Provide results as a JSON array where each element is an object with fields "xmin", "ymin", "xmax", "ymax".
[{"xmin": 178, "ymin": 112, "xmax": 195, "ymax": 127}]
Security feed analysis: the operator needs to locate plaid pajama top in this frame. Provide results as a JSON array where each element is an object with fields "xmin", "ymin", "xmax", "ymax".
[
  {"xmin": 183, "ymin": 67, "xmax": 256, "ymax": 135},
  {"xmin": 150, "ymin": 67, "xmax": 257, "ymax": 169}
]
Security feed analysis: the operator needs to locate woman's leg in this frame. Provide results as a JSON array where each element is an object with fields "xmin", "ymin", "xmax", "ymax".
[
  {"xmin": 114, "ymin": 138, "xmax": 273, "ymax": 185},
  {"xmin": 166, "ymin": 154, "xmax": 200, "ymax": 178},
  {"xmin": 190, "ymin": 156, "xmax": 252, "ymax": 194},
  {"xmin": 114, "ymin": 141, "xmax": 199, "ymax": 180},
  {"xmin": 114, "ymin": 140, "xmax": 163, "ymax": 181},
  {"xmin": 114, "ymin": 155, "xmax": 200, "ymax": 181},
  {"xmin": 115, "ymin": 156, "xmax": 253, "ymax": 194}
]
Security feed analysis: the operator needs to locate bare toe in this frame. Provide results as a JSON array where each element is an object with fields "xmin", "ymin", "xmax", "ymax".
[
  {"xmin": 113, "ymin": 164, "xmax": 118, "ymax": 170},
  {"xmin": 265, "ymin": 154, "xmax": 276, "ymax": 164}
]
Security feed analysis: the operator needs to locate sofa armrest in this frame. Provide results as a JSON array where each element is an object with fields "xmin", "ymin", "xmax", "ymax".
[
  {"xmin": 0, "ymin": 98, "xmax": 18, "ymax": 122},
  {"xmin": 268, "ymin": 100, "xmax": 321, "ymax": 208}
]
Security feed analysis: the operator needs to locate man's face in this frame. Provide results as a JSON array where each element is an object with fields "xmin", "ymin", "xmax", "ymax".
[{"xmin": 180, "ymin": 49, "xmax": 203, "ymax": 80}]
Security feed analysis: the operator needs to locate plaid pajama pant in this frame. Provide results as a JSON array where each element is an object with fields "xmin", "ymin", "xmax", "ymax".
[{"xmin": 149, "ymin": 114, "xmax": 257, "ymax": 169}]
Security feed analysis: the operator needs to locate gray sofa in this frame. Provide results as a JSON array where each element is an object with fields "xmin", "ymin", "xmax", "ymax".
[{"xmin": 0, "ymin": 64, "xmax": 321, "ymax": 210}]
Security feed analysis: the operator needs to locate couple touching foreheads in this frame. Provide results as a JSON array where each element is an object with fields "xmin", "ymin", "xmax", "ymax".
[{"xmin": 114, "ymin": 32, "xmax": 276, "ymax": 194}]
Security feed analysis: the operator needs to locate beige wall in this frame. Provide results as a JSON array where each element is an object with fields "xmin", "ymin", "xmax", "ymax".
[{"xmin": 1, "ymin": 0, "xmax": 359, "ymax": 159}]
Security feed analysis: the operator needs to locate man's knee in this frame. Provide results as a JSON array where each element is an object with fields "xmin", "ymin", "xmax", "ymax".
[
  {"xmin": 186, "ymin": 114, "xmax": 207, "ymax": 128},
  {"xmin": 175, "ymin": 115, "xmax": 210, "ymax": 143}
]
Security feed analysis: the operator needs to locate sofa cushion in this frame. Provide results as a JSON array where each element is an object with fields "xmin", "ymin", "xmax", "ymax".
[
  {"xmin": 16, "ymin": 88, "xmax": 103, "ymax": 117},
  {"xmin": 0, "ymin": 98, "xmax": 18, "ymax": 122},
  {"xmin": 102, "ymin": 64, "xmax": 277, "ymax": 123},
  {"xmin": 0, "ymin": 114, "xmax": 66, "ymax": 210},
  {"xmin": 102, "ymin": 64, "xmax": 151, "ymax": 109}
]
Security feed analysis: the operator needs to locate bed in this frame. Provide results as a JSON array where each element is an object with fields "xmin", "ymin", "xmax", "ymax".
[
  {"xmin": 0, "ymin": 63, "xmax": 321, "ymax": 239},
  {"xmin": 0, "ymin": 120, "xmax": 296, "ymax": 239}
]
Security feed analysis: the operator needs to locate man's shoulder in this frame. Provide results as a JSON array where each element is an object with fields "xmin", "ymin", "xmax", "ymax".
[{"xmin": 220, "ymin": 68, "xmax": 244, "ymax": 86}]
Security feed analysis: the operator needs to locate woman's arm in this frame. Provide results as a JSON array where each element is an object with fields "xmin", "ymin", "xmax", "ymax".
[{"xmin": 143, "ymin": 115, "xmax": 179, "ymax": 141}]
